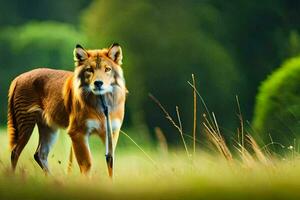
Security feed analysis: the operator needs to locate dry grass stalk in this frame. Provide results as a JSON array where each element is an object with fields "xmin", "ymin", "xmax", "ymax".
[
  {"xmin": 236, "ymin": 95, "xmax": 244, "ymax": 152},
  {"xmin": 175, "ymin": 106, "xmax": 190, "ymax": 156},
  {"xmin": 234, "ymin": 134, "xmax": 272, "ymax": 168},
  {"xmin": 234, "ymin": 143, "xmax": 256, "ymax": 167},
  {"xmin": 120, "ymin": 130, "xmax": 157, "ymax": 165},
  {"xmin": 235, "ymin": 96, "xmax": 271, "ymax": 166},
  {"xmin": 149, "ymin": 93, "xmax": 190, "ymax": 157},
  {"xmin": 203, "ymin": 114, "xmax": 233, "ymax": 161},
  {"xmin": 154, "ymin": 127, "xmax": 168, "ymax": 155},
  {"xmin": 182, "ymin": 133, "xmax": 204, "ymax": 145},
  {"xmin": 191, "ymin": 74, "xmax": 197, "ymax": 155},
  {"xmin": 246, "ymin": 134, "xmax": 271, "ymax": 166},
  {"xmin": 187, "ymin": 81, "xmax": 216, "ymax": 131}
]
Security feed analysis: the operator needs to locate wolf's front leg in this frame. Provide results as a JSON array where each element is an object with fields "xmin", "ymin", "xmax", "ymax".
[
  {"xmin": 69, "ymin": 131, "xmax": 92, "ymax": 175},
  {"xmin": 108, "ymin": 118, "xmax": 122, "ymax": 176},
  {"xmin": 111, "ymin": 118, "xmax": 122, "ymax": 149}
]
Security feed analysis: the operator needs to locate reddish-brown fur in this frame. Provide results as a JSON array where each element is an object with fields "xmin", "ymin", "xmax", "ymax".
[{"xmin": 7, "ymin": 44, "xmax": 126, "ymax": 175}]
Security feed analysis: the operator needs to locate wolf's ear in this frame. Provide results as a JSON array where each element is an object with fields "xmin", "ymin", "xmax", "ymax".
[
  {"xmin": 108, "ymin": 43, "xmax": 123, "ymax": 65},
  {"xmin": 73, "ymin": 44, "xmax": 88, "ymax": 63}
]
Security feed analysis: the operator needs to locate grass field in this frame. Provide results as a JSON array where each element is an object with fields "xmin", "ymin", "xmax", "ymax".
[{"xmin": 1, "ymin": 126, "xmax": 300, "ymax": 200}]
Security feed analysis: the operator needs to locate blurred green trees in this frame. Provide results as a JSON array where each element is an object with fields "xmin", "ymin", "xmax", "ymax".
[
  {"xmin": 0, "ymin": 0, "xmax": 91, "ymax": 27},
  {"xmin": 253, "ymin": 57, "xmax": 300, "ymax": 145},
  {"xmin": 0, "ymin": 22, "xmax": 86, "ymax": 123},
  {"xmin": 1, "ymin": 0, "xmax": 300, "ymax": 144},
  {"xmin": 81, "ymin": 0, "xmax": 242, "ymax": 142}
]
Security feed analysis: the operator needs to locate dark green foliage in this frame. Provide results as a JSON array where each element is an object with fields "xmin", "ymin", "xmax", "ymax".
[
  {"xmin": 253, "ymin": 57, "xmax": 300, "ymax": 145},
  {"xmin": 210, "ymin": 0, "xmax": 300, "ymax": 121},
  {"xmin": 0, "ymin": 0, "xmax": 91, "ymax": 27},
  {"xmin": 1, "ymin": 0, "xmax": 300, "ymax": 145},
  {"xmin": 0, "ymin": 22, "xmax": 86, "ymax": 123},
  {"xmin": 81, "ymin": 0, "xmax": 242, "ymax": 142}
]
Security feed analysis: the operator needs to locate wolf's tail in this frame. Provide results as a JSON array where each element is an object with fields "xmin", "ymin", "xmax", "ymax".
[{"xmin": 7, "ymin": 79, "xmax": 18, "ymax": 150}]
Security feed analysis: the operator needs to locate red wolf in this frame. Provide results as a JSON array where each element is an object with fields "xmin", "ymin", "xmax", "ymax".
[{"xmin": 7, "ymin": 44, "xmax": 126, "ymax": 177}]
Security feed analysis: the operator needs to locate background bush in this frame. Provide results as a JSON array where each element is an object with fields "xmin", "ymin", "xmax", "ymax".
[{"xmin": 253, "ymin": 57, "xmax": 300, "ymax": 146}]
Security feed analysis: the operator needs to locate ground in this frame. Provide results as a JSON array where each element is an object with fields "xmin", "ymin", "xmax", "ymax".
[{"xmin": 0, "ymin": 127, "xmax": 300, "ymax": 200}]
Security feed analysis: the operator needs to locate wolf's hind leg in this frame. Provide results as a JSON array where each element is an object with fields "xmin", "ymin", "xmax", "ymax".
[
  {"xmin": 34, "ymin": 122, "xmax": 58, "ymax": 174},
  {"xmin": 11, "ymin": 122, "xmax": 35, "ymax": 171}
]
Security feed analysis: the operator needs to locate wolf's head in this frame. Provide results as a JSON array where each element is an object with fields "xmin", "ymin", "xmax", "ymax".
[{"xmin": 72, "ymin": 44, "xmax": 125, "ymax": 97}]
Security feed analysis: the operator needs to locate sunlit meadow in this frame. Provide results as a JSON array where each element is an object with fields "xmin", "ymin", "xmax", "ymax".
[{"xmin": 1, "ymin": 120, "xmax": 300, "ymax": 200}]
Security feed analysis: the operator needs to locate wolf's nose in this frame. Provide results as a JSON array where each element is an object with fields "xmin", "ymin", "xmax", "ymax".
[{"xmin": 94, "ymin": 81, "xmax": 103, "ymax": 89}]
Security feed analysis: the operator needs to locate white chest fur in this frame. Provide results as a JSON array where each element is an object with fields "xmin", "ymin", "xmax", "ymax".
[
  {"xmin": 86, "ymin": 119, "xmax": 100, "ymax": 134},
  {"xmin": 86, "ymin": 118, "xmax": 122, "ymax": 134}
]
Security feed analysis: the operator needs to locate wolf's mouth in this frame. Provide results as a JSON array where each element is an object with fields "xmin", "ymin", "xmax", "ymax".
[{"xmin": 92, "ymin": 86, "xmax": 113, "ymax": 95}]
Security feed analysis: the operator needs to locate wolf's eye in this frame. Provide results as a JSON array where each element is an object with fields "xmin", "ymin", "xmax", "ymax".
[
  {"xmin": 105, "ymin": 67, "xmax": 112, "ymax": 72},
  {"xmin": 86, "ymin": 68, "xmax": 94, "ymax": 73}
]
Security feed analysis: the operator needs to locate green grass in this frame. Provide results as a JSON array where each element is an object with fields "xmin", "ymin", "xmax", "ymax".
[{"xmin": 1, "ymin": 127, "xmax": 300, "ymax": 200}]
